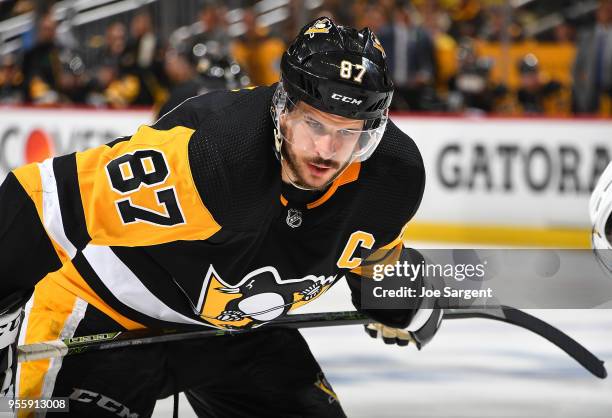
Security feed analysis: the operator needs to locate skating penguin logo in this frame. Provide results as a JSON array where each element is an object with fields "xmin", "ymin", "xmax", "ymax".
[
  {"xmin": 304, "ymin": 17, "xmax": 333, "ymax": 38},
  {"xmin": 197, "ymin": 265, "xmax": 338, "ymax": 329}
]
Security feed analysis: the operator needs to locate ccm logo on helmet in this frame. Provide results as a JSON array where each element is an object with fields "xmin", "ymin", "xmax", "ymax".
[{"xmin": 331, "ymin": 93, "xmax": 362, "ymax": 105}]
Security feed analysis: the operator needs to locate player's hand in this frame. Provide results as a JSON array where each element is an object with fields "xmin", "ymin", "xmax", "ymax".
[
  {"xmin": 363, "ymin": 306, "xmax": 444, "ymax": 349},
  {"xmin": 363, "ymin": 323, "xmax": 416, "ymax": 346}
]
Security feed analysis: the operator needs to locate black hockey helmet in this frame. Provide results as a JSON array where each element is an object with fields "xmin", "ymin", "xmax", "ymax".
[
  {"xmin": 280, "ymin": 16, "xmax": 393, "ymax": 121},
  {"xmin": 272, "ymin": 17, "xmax": 394, "ymax": 170}
]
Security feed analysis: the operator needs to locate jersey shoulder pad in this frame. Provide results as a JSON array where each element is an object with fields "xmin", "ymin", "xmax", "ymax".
[
  {"xmin": 153, "ymin": 86, "xmax": 273, "ymax": 132},
  {"xmin": 355, "ymin": 119, "xmax": 425, "ymax": 237},
  {"xmin": 187, "ymin": 85, "xmax": 280, "ymax": 231},
  {"xmin": 375, "ymin": 119, "xmax": 425, "ymax": 204}
]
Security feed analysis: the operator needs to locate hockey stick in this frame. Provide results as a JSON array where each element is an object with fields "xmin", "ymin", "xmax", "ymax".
[
  {"xmin": 17, "ymin": 311, "xmax": 371, "ymax": 363},
  {"xmin": 443, "ymin": 305, "xmax": 607, "ymax": 379},
  {"xmin": 17, "ymin": 307, "xmax": 607, "ymax": 378}
]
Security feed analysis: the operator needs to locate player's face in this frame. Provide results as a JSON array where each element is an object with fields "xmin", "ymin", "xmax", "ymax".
[{"xmin": 281, "ymin": 101, "xmax": 364, "ymax": 190}]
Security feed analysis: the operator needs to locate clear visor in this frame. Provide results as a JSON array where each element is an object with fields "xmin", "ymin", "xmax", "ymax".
[{"xmin": 272, "ymin": 84, "xmax": 388, "ymax": 162}]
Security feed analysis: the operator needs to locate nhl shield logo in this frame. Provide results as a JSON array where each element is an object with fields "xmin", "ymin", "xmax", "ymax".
[{"xmin": 286, "ymin": 208, "xmax": 303, "ymax": 228}]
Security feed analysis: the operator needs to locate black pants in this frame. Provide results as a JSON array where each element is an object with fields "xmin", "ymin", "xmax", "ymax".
[{"xmin": 44, "ymin": 304, "xmax": 346, "ymax": 418}]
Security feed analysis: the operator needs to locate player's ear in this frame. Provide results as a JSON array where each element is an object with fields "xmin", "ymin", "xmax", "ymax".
[
  {"xmin": 279, "ymin": 106, "xmax": 294, "ymax": 129},
  {"xmin": 279, "ymin": 110, "xmax": 288, "ymax": 132}
]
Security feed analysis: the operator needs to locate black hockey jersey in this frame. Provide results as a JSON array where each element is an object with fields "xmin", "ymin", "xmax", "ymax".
[{"xmin": 2, "ymin": 85, "xmax": 425, "ymax": 331}]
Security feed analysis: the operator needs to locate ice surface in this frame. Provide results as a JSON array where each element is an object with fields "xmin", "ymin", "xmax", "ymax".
[{"xmin": 153, "ymin": 279, "xmax": 612, "ymax": 417}]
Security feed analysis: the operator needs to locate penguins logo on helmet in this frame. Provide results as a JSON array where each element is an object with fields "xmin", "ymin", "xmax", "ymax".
[{"xmin": 304, "ymin": 17, "xmax": 333, "ymax": 38}]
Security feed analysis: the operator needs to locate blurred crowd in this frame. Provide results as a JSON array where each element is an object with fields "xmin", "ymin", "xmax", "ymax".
[{"xmin": 1, "ymin": 0, "xmax": 611, "ymax": 117}]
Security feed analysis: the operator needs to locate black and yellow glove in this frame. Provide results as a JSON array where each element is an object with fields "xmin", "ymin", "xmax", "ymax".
[{"xmin": 363, "ymin": 307, "xmax": 443, "ymax": 349}]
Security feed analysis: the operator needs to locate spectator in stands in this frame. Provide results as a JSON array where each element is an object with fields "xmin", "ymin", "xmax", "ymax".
[
  {"xmin": 105, "ymin": 9, "xmax": 167, "ymax": 107},
  {"xmin": 447, "ymin": 38, "xmax": 506, "ymax": 113},
  {"xmin": 156, "ymin": 48, "xmax": 249, "ymax": 119},
  {"xmin": 0, "ymin": 53, "xmax": 23, "ymax": 103},
  {"xmin": 185, "ymin": 0, "xmax": 231, "ymax": 60},
  {"xmin": 419, "ymin": 0, "xmax": 452, "ymax": 37},
  {"xmin": 0, "ymin": 0, "xmax": 33, "ymax": 20},
  {"xmin": 515, "ymin": 53, "xmax": 561, "ymax": 115},
  {"xmin": 157, "ymin": 50, "xmax": 207, "ymax": 119},
  {"xmin": 86, "ymin": 22, "xmax": 127, "ymax": 105},
  {"xmin": 20, "ymin": 11, "xmax": 63, "ymax": 103},
  {"xmin": 377, "ymin": 2, "xmax": 436, "ymax": 110},
  {"xmin": 231, "ymin": 7, "xmax": 285, "ymax": 86},
  {"xmin": 479, "ymin": 4, "xmax": 524, "ymax": 42},
  {"xmin": 420, "ymin": 0, "xmax": 457, "ymax": 88},
  {"xmin": 360, "ymin": 3, "xmax": 389, "ymax": 35},
  {"xmin": 319, "ymin": 0, "xmax": 355, "ymax": 26},
  {"xmin": 573, "ymin": 0, "xmax": 612, "ymax": 114},
  {"xmin": 553, "ymin": 20, "xmax": 575, "ymax": 43},
  {"xmin": 94, "ymin": 22, "xmax": 128, "ymax": 71},
  {"xmin": 448, "ymin": 0, "xmax": 484, "ymax": 40}
]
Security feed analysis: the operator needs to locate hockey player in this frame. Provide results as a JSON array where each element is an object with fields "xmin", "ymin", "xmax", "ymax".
[{"xmin": 0, "ymin": 17, "xmax": 440, "ymax": 417}]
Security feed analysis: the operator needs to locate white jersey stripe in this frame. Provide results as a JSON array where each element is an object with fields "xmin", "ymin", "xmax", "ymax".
[
  {"xmin": 38, "ymin": 159, "xmax": 77, "ymax": 259},
  {"xmin": 40, "ymin": 297, "xmax": 88, "ymax": 417},
  {"xmin": 82, "ymin": 245, "xmax": 205, "ymax": 326},
  {"xmin": 14, "ymin": 293, "xmax": 33, "ymax": 400}
]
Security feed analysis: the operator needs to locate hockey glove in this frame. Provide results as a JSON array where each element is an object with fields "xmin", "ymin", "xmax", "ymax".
[
  {"xmin": 0, "ymin": 290, "xmax": 32, "ymax": 397},
  {"xmin": 364, "ymin": 323, "xmax": 415, "ymax": 346},
  {"xmin": 364, "ymin": 306, "xmax": 443, "ymax": 349}
]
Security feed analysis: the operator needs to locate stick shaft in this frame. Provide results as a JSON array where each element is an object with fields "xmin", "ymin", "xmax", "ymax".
[
  {"xmin": 17, "ymin": 307, "xmax": 607, "ymax": 379},
  {"xmin": 18, "ymin": 311, "xmax": 371, "ymax": 362}
]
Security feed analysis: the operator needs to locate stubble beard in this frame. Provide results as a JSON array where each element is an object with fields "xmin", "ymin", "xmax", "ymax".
[{"xmin": 281, "ymin": 142, "xmax": 350, "ymax": 191}]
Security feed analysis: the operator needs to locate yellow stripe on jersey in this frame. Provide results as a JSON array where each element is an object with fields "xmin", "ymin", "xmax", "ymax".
[
  {"xmin": 76, "ymin": 125, "xmax": 221, "ymax": 246},
  {"xmin": 18, "ymin": 270, "xmax": 144, "ymax": 417},
  {"xmin": 50, "ymin": 262, "xmax": 144, "ymax": 330},
  {"xmin": 18, "ymin": 277, "xmax": 81, "ymax": 414}
]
